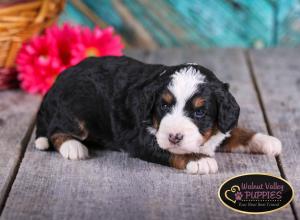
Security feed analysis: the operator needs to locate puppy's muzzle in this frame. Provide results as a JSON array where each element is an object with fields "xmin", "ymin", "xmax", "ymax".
[{"xmin": 168, "ymin": 133, "xmax": 184, "ymax": 144}]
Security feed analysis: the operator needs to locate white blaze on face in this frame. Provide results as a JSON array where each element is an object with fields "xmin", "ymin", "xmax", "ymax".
[{"xmin": 156, "ymin": 67, "xmax": 206, "ymax": 154}]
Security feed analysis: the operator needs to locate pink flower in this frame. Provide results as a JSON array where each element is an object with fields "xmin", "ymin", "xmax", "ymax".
[
  {"xmin": 46, "ymin": 23, "xmax": 82, "ymax": 68},
  {"xmin": 70, "ymin": 27, "xmax": 124, "ymax": 66},
  {"xmin": 17, "ymin": 35, "xmax": 64, "ymax": 94},
  {"xmin": 16, "ymin": 23, "xmax": 124, "ymax": 95}
]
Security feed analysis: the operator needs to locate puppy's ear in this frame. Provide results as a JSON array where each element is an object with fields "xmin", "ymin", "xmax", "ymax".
[
  {"xmin": 215, "ymin": 83, "xmax": 240, "ymax": 133},
  {"xmin": 135, "ymin": 81, "xmax": 159, "ymax": 125},
  {"xmin": 142, "ymin": 91, "xmax": 157, "ymax": 119},
  {"xmin": 138, "ymin": 67, "xmax": 169, "ymax": 124}
]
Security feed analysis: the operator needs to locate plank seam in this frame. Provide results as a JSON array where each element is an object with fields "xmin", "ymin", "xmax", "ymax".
[
  {"xmin": 0, "ymin": 113, "xmax": 37, "ymax": 217},
  {"xmin": 244, "ymin": 49, "xmax": 299, "ymax": 220}
]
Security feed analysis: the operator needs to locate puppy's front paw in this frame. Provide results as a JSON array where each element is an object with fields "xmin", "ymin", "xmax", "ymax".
[
  {"xmin": 185, "ymin": 157, "xmax": 218, "ymax": 175},
  {"xmin": 250, "ymin": 133, "xmax": 282, "ymax": 156},
  {"xmin": 197, "ymin": 147, "xmax": 215, "ymax": 157},
  {"xmin": 59, "ymin": 139, "xmax": 89, "ymax": 160}
]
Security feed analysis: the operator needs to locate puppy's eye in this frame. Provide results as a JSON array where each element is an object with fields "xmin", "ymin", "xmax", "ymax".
[
  {"xmin": 194, "ymin": 109, "xmax": 205, "ymax": 119},
  {"xmin": 161, "ymin": 104, "xmax": 171, "ymax": 112}
]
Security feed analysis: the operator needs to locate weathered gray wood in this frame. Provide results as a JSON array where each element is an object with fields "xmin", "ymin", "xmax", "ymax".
[
  {"xmin": 250, "ymin": 48, "xmax": 300, "ymax": 214},
  {"xmin": 1, "ymin": 49, "xmax": 293, "ymax": 219},
  {"xmin": 0, "ymin": 91, "xmax": 40, "ymax": 212}
]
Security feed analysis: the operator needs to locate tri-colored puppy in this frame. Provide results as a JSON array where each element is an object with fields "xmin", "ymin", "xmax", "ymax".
[{"xmin": 35, "ymin": 56, "xmax": 282, "ymax": 174}]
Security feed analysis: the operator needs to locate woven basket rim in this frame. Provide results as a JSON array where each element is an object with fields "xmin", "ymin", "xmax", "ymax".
[
  {"xmin": 0, "ymin": 0, "xmax": 37, "ymax": 9},
  {"xmin": 0, "ymin": 0, "xmax": 65, "ymax": 69}
]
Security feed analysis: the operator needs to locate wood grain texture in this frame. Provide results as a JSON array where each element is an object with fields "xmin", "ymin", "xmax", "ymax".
[
  {"xmin": 250, "ymin": 48, "xmax": 300, "ymax": 214},
  {"xmin": 0, "ymin": 91, "xmax": 40, "ymax": 211},
  {"xmin": 1, "ymin": 49, "xmax": 293, "ymax": 219}
]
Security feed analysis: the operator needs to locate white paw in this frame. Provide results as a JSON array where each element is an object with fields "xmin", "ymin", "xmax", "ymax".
[
  {"xmin": 250, "ymin": 133, "xmax": 282, "ymax": 156},
  {"xmin": 197, "ymin": 131, "xmax": 231, "ymax": 157},
  {"xmin": 59, "ymin": 139, "xmax": 89, "ymax": 160},
  {"xmin": 197, "ymin": 147, "xmax": 215, "ymax": 157},
  {"xmin": 35, "ymin": 137, "xmax": 49, "ymax": 150},
  {"xmin": 185, "ymin": 157, "xmax": 218, "ymax": 175}
]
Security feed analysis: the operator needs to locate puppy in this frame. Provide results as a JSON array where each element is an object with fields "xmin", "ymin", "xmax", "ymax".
[{"xmin": 35, "ymin": 56, "xmax": 282, "ymax": 174}]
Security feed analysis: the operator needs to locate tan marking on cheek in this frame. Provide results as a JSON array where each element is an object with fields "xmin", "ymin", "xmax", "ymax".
[
  {"xmin": 152, "ymin": 114, "xmax": 159, "ymax": 129},
  {"xmin": 203, "ymin": 129, "xmax": 213, "ymax": 142},
  {"xmin": 193, "ymin": 97, "xmax": 205, "ymax": 108},
  {"xmin": 202, "ymin": 126, "xmax": 218, "ymax": 143},
  {"xmin": 169, "ymin": 154, "xmax": 203, "ymax": 170},
  {"xmin": 78, "ymin": 120, "xmax": 89, "ymax": 140},
  {"xmin": 50, "ymin": 133, "xmax": 72, "ymax": 151},
  {"xmin": 162, "ymin": 91, "xmax": 174, "ymax": 104}
]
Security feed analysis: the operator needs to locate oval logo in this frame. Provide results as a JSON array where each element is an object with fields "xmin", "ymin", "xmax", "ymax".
[{"xmin": 218, "ymin": 173, "xmax": 294, "ymax": 214}]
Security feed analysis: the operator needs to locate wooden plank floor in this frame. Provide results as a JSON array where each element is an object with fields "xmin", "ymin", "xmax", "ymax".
[
  {"xmin": 0, "ymin": 49, "xmax": 298, "ymax": 219},
  {"xmin": 0, "ymin": 92, "xmax": 40, "ymax": 211},
  {"xmin": 249, "ymin": 48, "xmax": 300, "ymax": 219}
]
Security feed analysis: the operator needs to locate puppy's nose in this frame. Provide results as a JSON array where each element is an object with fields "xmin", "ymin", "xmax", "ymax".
[{"xmin": 168, "ymin": 133, "xmax": 184, "ymax": 144}]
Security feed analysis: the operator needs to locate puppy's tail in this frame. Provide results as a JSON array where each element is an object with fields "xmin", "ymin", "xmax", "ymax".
[{"xmin": 35, "ymin": 109, "xmax": 50, "ymax": 151}]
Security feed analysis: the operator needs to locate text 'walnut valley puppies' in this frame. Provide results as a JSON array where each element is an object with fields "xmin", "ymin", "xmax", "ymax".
[{"xmin": 34, "ymin": 56, "xmax": 282, "ymax": 174}]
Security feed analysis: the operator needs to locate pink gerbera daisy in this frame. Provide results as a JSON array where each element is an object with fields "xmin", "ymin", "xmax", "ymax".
[
  {"xmin": 17, "ymin": 35, "xmax": 64, "ymax": 94},
  {"xmin": 46, "ymin": 23, "xmax": 82, "ymax": 68},
  {"xmin": 70, "ymin": 27, "xmax": 124, "ymax": 66},
  {"xmin": 16, "ymin": 24, "xmax": 124, "ymax": 95}
]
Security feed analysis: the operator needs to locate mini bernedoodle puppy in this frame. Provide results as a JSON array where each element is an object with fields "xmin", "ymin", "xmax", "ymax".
[{"xmin": 35, "ymin": 56, "xmax": 282, "ymax": 174}]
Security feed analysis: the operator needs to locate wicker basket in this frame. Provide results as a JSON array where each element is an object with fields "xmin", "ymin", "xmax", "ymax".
[{"xmin": 0, "ymin": 0, "xmax": 65, "ymax": 89}]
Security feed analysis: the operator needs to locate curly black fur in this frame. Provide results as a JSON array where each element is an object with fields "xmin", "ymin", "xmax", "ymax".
[{"xmin": 36, "ymin": 56, "xmax": 240, "ymax": 166}]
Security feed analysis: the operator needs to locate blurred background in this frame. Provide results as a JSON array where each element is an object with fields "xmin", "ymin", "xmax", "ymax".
[
  {"xmin": 1, "ymin": 0, "xmax": 300, "ymax": 92},
  {"xmin": 60, "ymin": 0, "xmax": 300, "ymax": 49}
]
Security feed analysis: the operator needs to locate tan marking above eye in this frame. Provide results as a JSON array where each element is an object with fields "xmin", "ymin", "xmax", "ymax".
[
  {"xmin": 193, "ymin": 97, "xmax": 205, "ymax": 108},
  {"xmin": 162, "ymin": 90, "xmax": 174, "ymax": 104}
]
